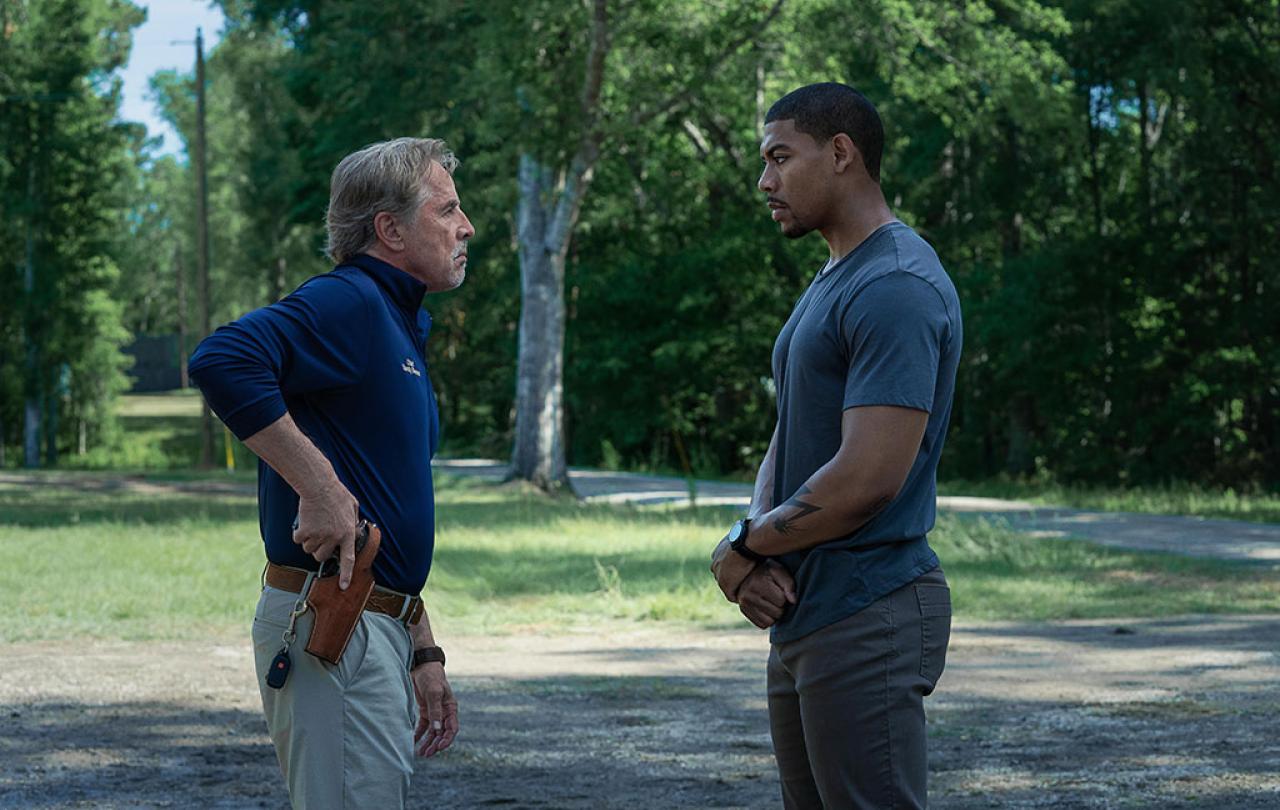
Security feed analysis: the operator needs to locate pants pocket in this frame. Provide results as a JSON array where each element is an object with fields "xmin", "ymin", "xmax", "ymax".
[{"xmin": 916, "ymin": 582, "xmax": 952, "ymax": 693}]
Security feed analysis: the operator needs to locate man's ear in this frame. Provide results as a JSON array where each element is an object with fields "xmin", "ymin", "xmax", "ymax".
[
  {"xmin": 831, "ymin": 133, "xmax": 862, "ymax": 176},
  {"xmin": 372, "ymin": 211, "xmax": 404, "ymax": 252}
]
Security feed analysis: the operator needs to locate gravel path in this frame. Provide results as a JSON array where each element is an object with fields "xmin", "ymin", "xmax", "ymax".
[{"xmin": 3, "ymin": 618, "xmax": 1278, "ymax": 808}]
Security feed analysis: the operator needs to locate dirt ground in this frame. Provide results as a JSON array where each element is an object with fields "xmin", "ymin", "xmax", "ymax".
[{"xmin": 2, "ymin": 617, "xmax": 1278, "ymax": 809}]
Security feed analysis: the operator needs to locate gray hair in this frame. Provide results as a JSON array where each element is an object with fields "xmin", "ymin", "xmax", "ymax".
[{"xmin": 325, "ymin": 137, "xmax": 459, "ymax": 264}]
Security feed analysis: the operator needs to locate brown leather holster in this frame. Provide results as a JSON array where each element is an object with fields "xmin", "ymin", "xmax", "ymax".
[{"xmin": 304, "ymin": 523, "xmax": 382, "ymax": 665}]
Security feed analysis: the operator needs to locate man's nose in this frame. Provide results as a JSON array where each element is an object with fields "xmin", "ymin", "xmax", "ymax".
[
  {"xmin": 459, "ymin": 211, "xmax": 475, "ymax": 240},
  {"xmin": 757, "ymin": 167, "xmax": 774, "ymax": 194}
]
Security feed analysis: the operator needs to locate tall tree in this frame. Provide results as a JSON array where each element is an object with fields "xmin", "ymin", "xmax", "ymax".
[
  {"xmin": 505, "ymin": 0, "xmax": 786, "ymax": 491},
  {"xmin": 0, "ymin": 0, "xmax": 142, "ymax": 466},
  {"xmin": 509, "ymin": 0, "xmax": 610, "ymax": 492}
]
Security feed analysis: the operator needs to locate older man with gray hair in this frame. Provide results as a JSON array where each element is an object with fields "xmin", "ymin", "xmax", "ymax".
[{"xmin": 189, "ymin": 137, "xmax": 474, "ymax": 809}]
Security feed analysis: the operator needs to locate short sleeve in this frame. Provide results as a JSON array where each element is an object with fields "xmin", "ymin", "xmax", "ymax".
[
  {"xmin": 841, "ymin": 272, "xmax": 950, "ymax": 413},
  {"xmin": 188, "ymin": 275, "xmax": 372, "ymax": 439}
]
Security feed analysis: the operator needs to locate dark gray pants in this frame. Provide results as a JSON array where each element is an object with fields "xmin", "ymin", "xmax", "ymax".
[{"xmin": 767, "ymin": 567, "xmax": 951, "ymax": 809}]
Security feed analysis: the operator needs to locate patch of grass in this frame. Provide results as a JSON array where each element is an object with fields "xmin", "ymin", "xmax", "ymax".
[
  {"xmin": 507, "ymin": 676, "xmax": 707, "ymax": 701},
  {"xmin": 940, "ymin": 478, "xmax": 1280, "ymax": 524},
  {"xmin": 931, "ymin": 515, "xmax": 1280, "ymax": 620},
  {"xmin": 1103, "ymin": 700, "xmax": 1228, "ymax": 719},
  {"xmin": 114, "ymin": 390, "xmax": 205, "ymax": 418},
  {"xmin": 65, "ymin": 390, "xmax": 258, "ymax": 472},
  {"xmin": 1, "ymin": 472, "xmax": 1277, "ymax": 642}
]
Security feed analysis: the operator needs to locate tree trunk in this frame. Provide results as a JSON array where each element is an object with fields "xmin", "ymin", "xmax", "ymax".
[
  {"xmin": 506, "ymin": 0, "xmax": 783, "ymax": 493},
  {"xmin": 23, "ymin": 160, "xmax": 39, "ymax": 468},
  {"xmin": 509, "ymin": 0, "xmax": 609, "ymax": 493},
  {"xmin": 511, "ymin": 155, "xmax": 570, "ymax": 491},
  {"xmin": 273, "ymin": 254, "xmax": 287, "ymax": 302},
  {"xmin": 1138, "ymin": 79, "xmax": 1153, "ymax": 230},
  {"xmin": 23, "ymin": 393, "xmax": 39, "ymax": 468},
  {"xmin": 44, "ymin": 377, "xmax": 58, "ymax": 466}
]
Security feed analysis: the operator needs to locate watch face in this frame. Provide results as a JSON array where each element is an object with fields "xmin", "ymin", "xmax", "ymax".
[{"xmin": 728, "ymin": 521, "xmax": 745, "ymax": 544}]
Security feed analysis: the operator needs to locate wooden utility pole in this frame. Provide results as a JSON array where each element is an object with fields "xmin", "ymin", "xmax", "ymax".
[
  {"xmin": 194, "ymin": 27, "xmax": 214, "ymax": 466},
  {"xmin": 175, "ymin": 244, "xmax": 188, "ymax": 389}
]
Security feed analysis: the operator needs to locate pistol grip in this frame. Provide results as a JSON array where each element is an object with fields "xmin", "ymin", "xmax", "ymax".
[{"xmin": 304, "ymin": 525, "xmax": 382, "ymax": 665}]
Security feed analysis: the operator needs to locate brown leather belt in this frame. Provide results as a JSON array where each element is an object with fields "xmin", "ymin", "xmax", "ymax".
[{"xmin": 265, "ymin": 562, "xmax": 424, "ymax": 626}]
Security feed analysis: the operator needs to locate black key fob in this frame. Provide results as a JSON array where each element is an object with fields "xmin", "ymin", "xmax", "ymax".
[{"xmin": 266, "ymin": 649, "xmax": 292, "ymax": 690}]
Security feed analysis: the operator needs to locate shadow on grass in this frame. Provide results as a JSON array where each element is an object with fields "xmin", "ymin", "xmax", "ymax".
[
  {"xmin": 0, "ymin": 671, "xmax": 778, "ymax": 810},
  {"xmin": 954, "ymin": 615, "xmax": 1280, "ymax": 654},
  {"xmin": 0, "ymin": 700, "xmax": 285, "ymax": 809},
  {"xmin": 0, "ymin": 476, "xmax": 736, "ymax": 533},
  {"xmin": 929, "ymin": 680, "xmax": 1280, "ymax": 809},
  {"xmin": 6, "ymin": 666, "xmax": 1278, "ymax": 809},
  {"xmin": 0, "ymin": 486, "xmax": 256, "ymax": 528},
  {"xmin": 0, "ymin": 498, "xmax": 729, "ymax": 535}
]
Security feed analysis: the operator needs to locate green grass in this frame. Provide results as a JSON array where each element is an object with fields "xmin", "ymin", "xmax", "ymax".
[
  {"xmin": 939, "ymin": 477, "xmax": 1280, "ymax": 524},
  {"xmin": 67, "ymin": 390, "xmax": 259, "ymax": 472},
  {"xmin": 2, "ymin": 472, "xmax": 1277, "ymax": 643}
]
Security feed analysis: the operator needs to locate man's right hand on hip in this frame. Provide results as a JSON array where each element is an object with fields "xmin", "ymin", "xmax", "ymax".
[{"xmin": 293, "ymin": 479, "xmax": 361, "ymax": 589}]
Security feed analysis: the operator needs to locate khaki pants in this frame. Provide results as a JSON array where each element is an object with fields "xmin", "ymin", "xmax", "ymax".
[
  {"xmin": 252, "ymin": 585, "xmax": 417, "ymax": 810},
  {"xmin": 767, "ymin": 567, "xmax": 951, "ymax": 809}
]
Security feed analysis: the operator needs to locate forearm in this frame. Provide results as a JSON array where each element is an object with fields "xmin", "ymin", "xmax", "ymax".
[
  {"xmin": 410, "ymin": 607, "xmax": 438, "ymax": 649},
  {"xmin": 746, "ymin": 406, "xmax": 926, "ymax": 557},
  {"xmin": 747, "ymin": 425, "xmax": 779, "ymax": 519},
  {"xmin": 747, "ymin": 459, "xmax": 894, "ymax": 557},
  {"xmin": 242, "ymin": 413, "xmax": 343, "ymax": 500}
]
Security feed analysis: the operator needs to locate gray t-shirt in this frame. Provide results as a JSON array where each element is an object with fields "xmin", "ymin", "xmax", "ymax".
[{"xmin": 769, "ymin": 220, "xmax": 962, "ymax": 643}]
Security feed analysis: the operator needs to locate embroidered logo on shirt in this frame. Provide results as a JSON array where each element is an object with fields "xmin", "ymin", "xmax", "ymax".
[{"xmin": 401, "ymin": 358, "xmax": 422, "ymax": 377}]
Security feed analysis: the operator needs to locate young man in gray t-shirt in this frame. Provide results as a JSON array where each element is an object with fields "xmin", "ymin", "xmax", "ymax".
[{"xmin": 711, "ymin": 83, "xmax": 962, "ymax": 809}]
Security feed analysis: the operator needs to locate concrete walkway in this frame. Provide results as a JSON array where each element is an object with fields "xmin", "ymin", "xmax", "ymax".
[{"xmin": 434, "ymin": 459, "xmax": 1280, "ymax": 565}]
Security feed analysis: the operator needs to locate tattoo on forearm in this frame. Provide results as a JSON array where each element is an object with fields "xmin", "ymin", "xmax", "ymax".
[
  {"xmin": 866, "ymin": 494, "xmax": 893, "ymax": 518},
  {"xmin": 771, "ymin": 485, "xmax": 822, "ymax": 535}
]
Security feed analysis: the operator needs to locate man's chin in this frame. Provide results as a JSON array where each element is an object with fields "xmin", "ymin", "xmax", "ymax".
[
  {"xmin": 781, "ymin": 222, "xmax": 812, "ymax": 239},
  {"xmin": 424, "ymin": 268, "xmax": 466, "ymax": 293}
]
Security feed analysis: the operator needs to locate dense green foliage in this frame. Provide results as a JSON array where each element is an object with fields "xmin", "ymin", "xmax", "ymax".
[
  {"xmin": 0, "ymin": 0, "xmax": 143, "ymax": 465},
  {"xmin": 3, "ymin": 1, "xmax": 1277, "ymax": 491}
]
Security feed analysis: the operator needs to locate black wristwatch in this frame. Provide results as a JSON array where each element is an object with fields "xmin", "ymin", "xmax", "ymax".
[
  {"xmin": 411, "ymin": 646, "xmax": 446, "ymax": 670},
  {"xmin": 728, "ymin": 518, "xmax": 769, "ymax": 563}
]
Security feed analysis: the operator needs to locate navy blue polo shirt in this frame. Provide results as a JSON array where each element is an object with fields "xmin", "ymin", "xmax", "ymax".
[{"xmin": 188, "ymin": 254, "xmax": 440, "ymax": 595}]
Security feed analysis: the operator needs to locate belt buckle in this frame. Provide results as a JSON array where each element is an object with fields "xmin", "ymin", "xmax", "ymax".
[{"xmin": 391, "ymin": 593, "xmax": 413, "ymax": 623}]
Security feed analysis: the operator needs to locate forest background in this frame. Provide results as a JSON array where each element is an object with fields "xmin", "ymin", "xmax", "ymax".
[{"xmin": 2, "ymin": 0, "xmax": 1277, "ymax": 492}]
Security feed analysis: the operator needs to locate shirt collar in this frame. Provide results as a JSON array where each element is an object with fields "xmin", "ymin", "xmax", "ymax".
[{"xmin": 344, "ymin": 253, "xmax": 428, "ymax": 315}]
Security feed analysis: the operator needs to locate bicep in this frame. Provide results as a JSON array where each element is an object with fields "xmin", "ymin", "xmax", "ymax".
[
  {"xmin": 204, "ymin": 276, "xmax": 370, "ymax": 394},
  {"xmin": 188, "ymin": 276, "xmax": 371, "ymax": 439},
  {"xmin": 841, "ymin": 273, "xmax": 948, "ymax": 412},
  {"xmin": 834, "ymin": 405, "xmax": 927, "ymax": 498}
]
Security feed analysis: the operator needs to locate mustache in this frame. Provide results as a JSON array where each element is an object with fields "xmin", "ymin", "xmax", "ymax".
[{"xmin": 452, "ymin": 243, "xmax": 468, "ymax": 259}]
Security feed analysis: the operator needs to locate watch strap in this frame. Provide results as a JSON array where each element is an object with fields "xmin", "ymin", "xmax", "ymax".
[
  {"xmin": 729, "ymin": 519, "xmax": 770, "ymax": 563},
  {"xmin": 411, "ymin": 645, "xmax": 446, "ymax": 670}
]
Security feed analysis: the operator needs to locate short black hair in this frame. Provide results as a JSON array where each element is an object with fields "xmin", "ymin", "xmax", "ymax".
[{"xmin": 765, "ymin": 83, "xmax": 884, "ymax": 182}]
